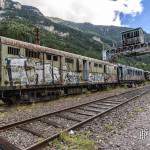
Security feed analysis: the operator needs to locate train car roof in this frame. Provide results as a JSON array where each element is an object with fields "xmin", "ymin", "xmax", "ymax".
[
  {"xmin": 118, "ymin": 64, "xmax": 144, "ymax": 71},
  {"xmin": 0, "ymin": 36, "xmax": 115, "ymax": 66}
]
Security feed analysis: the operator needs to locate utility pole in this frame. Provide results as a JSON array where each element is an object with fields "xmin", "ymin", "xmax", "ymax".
[{"xmin": 35, "ymin": 27, "xmax": 40, "ymax": 45}]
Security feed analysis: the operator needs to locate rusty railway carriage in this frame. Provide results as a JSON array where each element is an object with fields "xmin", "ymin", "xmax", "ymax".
[
  {"xmin": 117, "ymin": 64, "xmax": 145, "ymax": 83},
  {"xmin": 0, "ymin": 36, "xmax": 145, "ymax": 104},
  {"xmin": 144, "ymin": 71, "xmax": 150, "ymax": 81}
]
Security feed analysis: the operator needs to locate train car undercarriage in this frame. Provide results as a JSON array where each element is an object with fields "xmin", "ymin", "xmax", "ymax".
[{"xmin": 0, "ymin": 81, "xmax": 144, "ymax": 105}]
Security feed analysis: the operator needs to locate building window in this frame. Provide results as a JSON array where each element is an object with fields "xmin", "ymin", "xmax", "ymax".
[
  {"xmin": 26, "ymin": 49, "xmax": 40, "ymax": 58},
  {"xmin": 53, "ymin": 55, "xmax": 58, "ymax": 61},
  {"xmin": 134, "ymin": 31, "xmax": 139, "ymax": 37},
  {"xmin": 8, "ymin": 47, "xmax": 20, "ymax": 55},
  {"xmin": 131, "ymin": 32, "xmax": 134, "ymax": 38},
  {"xmin": 46, "ymin": 54, "xmax": 52, "ymax": 60}
]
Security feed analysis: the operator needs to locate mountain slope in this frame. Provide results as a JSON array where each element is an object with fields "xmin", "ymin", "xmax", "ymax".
[{"xmin": 0, "ymin": 0, "xmax": 150, "ymax": 70}]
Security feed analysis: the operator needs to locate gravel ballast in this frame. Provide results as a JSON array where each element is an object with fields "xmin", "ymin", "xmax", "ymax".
[
  {"xmin": 0, "ymin": 128, "xmax": 40, "ymax": 149},
  {"xmin": 0, "ymin": 85, "xmax": 149, "ymax": 150},
  {"xmin": 77, "ymin": 90, "xmax": 150, "ymax": 149},
  {"xmin": 0, "ymin": 87, "xmax": 134, "ymax": 127}
]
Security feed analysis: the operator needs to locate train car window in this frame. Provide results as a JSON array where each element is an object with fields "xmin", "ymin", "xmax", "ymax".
[
  {"xmin": 127, "ymin": 69, "xmax": 132, "ymax": 75},
  {"xmin": 46, "ymin": 54, "xmax": 52, "ymax": 60},
  {"xmin": 94, "ymin": 63, "xmax": 98, "ymax": 67},
  {"xmin": 134, "ymin": 71, "xmax": 136, "ymax": 76},
  {"xmin": 104, "ymin": 65, "xmax": 107, "ymax": 73},
  {"xmin": 8, "ymin": 47, "xmax": 20, "ymax": 55},
  {"xmin": 139, "ymin": 71, "xmax": 142, "ymax": 75},
  {"xmin": 65, "ymin": 58, "xmax": 74, "ymax": 63},
  {"xmin": 89, "ymin": 62, "xmax": 91, "ymax": 69},
  {"xmin": 76, "ymin": 59, "xmax": 80, "ymax": 72},
  {"xmin": 99, "ymin": 64, "xmax": 102, "ymax": 68},
  {"xmin": 26, "ymin": 49, "xmax": 40, "ymax": 58},
  {"xmin": 53, "ymin": 55, "xmax": 58, "ymax": 61}
]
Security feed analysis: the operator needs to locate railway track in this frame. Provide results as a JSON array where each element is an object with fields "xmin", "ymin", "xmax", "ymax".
[{"xmin": 0, "ymin": 86, "xmax": 150, "ymax": 150}]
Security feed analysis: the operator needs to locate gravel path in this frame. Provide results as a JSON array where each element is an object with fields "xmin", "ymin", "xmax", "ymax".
[{"xmin": 77, "ymin": 89, "xmax": 150, "ymax": 150}]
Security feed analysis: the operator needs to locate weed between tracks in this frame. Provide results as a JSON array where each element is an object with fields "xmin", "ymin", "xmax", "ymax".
[
  {"xmin": 49, "ymin": 132, "xmax": 96, "ymax": 150},
  {"xmin": 104, "ymin": 123, "xmax": 115, "ymax": 132},
  {"xmin": 134, "ymin": 107, "xmax": 145, "ymax": 113}
]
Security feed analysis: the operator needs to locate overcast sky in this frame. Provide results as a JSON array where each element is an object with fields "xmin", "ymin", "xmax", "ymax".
[{"xmin": 13, "ymin": 0, "xmax": 150, "ymax": 32}]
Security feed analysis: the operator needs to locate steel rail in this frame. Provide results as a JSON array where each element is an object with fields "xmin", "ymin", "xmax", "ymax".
[
  {"xmin": 0, "ymin": 85, "xmax": 149, "ymax": 150},
  {"xmin": 25, "ymin": 89, "xmax": 149, "ymax": 150}
]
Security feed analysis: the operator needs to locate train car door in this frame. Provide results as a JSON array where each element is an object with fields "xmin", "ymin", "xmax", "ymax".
[
  {"xmin": 83, "ymin": 60, "xmax": 89, "ymax": 81},
  {"xmin": 117, "ymin": 66, "xmax": 123, "ymax": 82},
  {"xmin": 104, "ymin": 65, "xmax": 107, "ymax": 74}
]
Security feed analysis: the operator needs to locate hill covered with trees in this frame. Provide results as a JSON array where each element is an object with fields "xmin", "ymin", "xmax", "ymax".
[{"xmin": 0, "ymin": 0, "xmax": 150, "ymax": 70}]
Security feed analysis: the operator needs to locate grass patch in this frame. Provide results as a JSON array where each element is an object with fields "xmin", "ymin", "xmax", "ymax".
[
  {"xmin": 49, "ymin": 132, "xmax": 96, "ymax": 150},
  {"xmin": 104, "ymin": 123, "xmax": 115, "ymax": 132},
  {"xmin": 127, "ymin": 112, "xmax": 134, "ymax": 119},
  {"xmin": 134, "ymin": 107, "xmax": 145, "ymax": 113},
  {"xmin": 0, "ymin": 112, "xmax": 7, "ymax": 118},
  {"xmin": 103, "ymin": 87, "xmax": 114, "ymax": 92}
]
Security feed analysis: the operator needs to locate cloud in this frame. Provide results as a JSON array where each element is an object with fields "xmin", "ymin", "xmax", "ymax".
[{"xmin": 13, "ymin": 0, "xmax": 143, "ymax": 26}]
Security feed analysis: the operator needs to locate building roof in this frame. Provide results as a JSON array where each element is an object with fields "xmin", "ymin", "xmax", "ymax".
[{"xmin": 122, "ymin": 27, "xmax": 144, "ymax": 34}]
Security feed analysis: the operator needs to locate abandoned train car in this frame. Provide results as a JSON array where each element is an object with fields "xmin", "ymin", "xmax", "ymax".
[
  {"xmin": 0, "ymin": 36, "xmax": 145, "ymax": 104},
  {"xmin": 117, "ymin": 64, "xmax": 145, "ymax": 83}
]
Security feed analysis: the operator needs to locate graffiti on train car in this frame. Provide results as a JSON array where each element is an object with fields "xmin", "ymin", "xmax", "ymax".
[
  {"xmin": 63, "ymin": 65, "xmax": 80, "ymax": 84},
  {"xmin": 5, "ymin": 58, "xmax": 81, "ymax": 86},
  {"xmin": 5, "ymin": 58, "xmax": 61, "ymax": 86},
  {"xmin": 63, "ymin": 71, "xmax": 80, "ymax": 84},
  {"xmin": 89, "ymin": 73, "xmax": 105, "ymax": 83},
  {"xmin": 6, "ymin": 58, "xmax": 28, "ymax": 86},
  {"xmin": 25, "ymin": 59, "xmax": 36, "ymax": 85}
]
